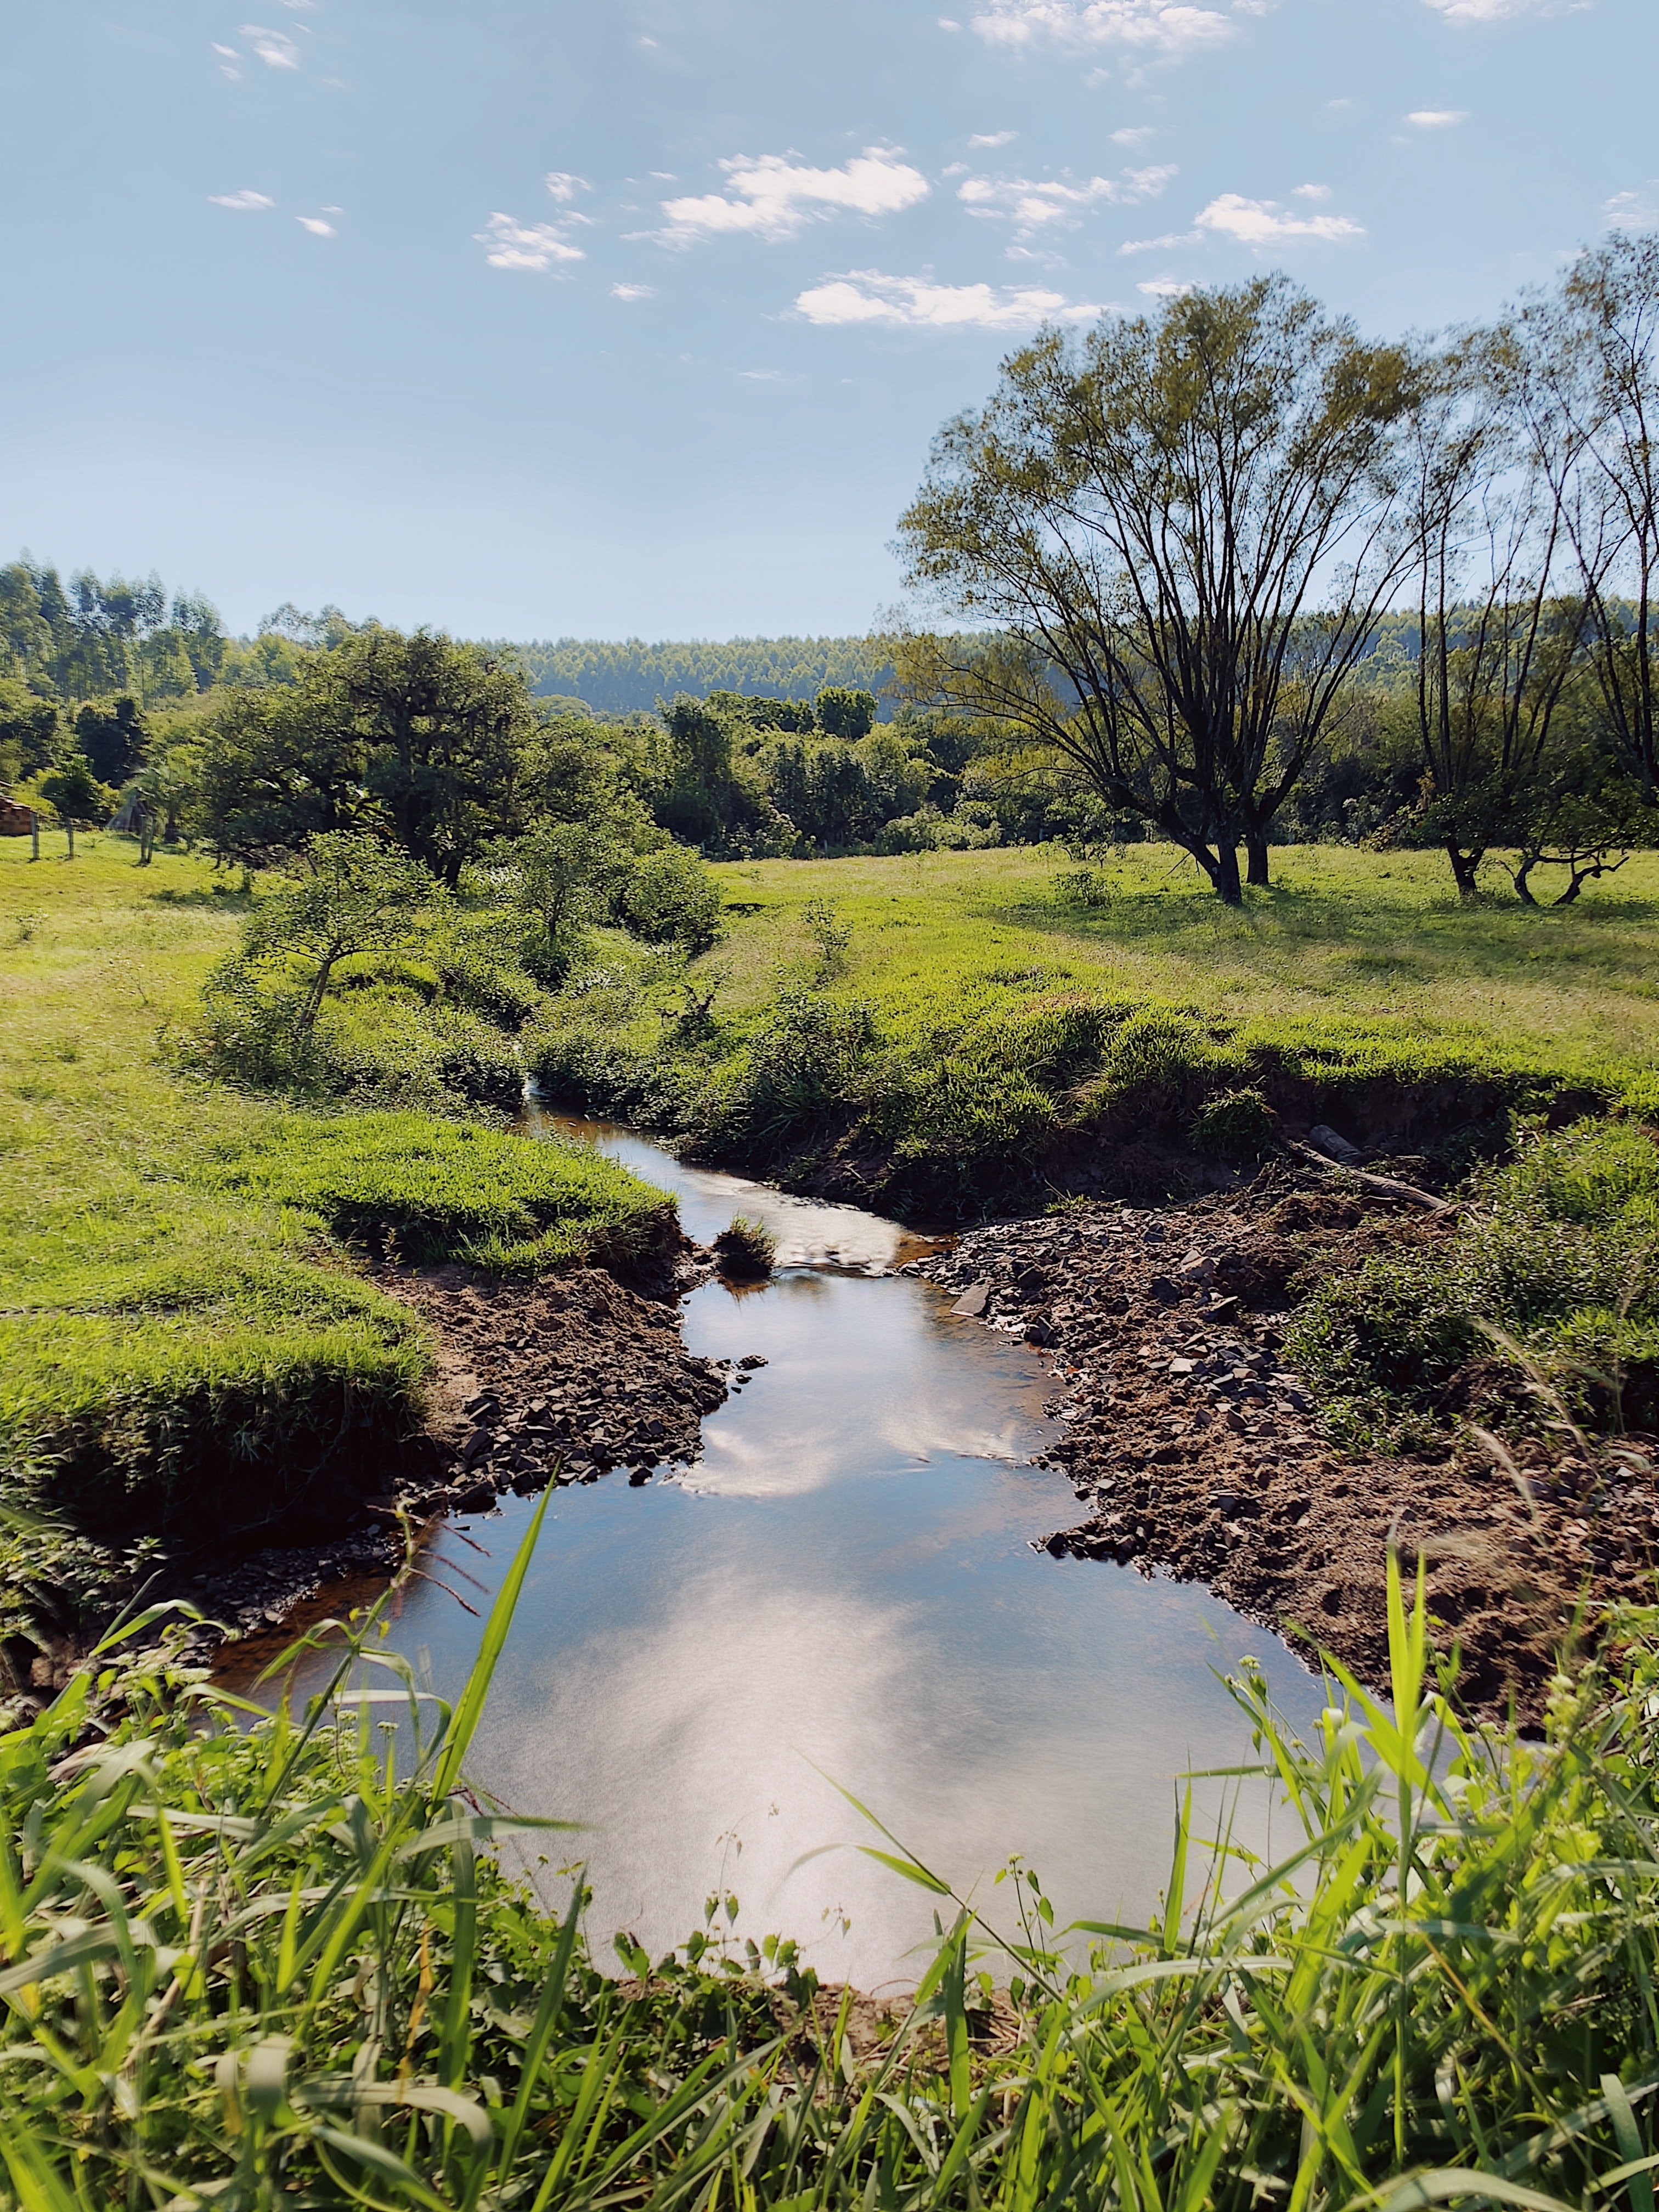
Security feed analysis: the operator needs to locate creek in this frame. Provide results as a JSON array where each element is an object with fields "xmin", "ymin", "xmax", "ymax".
[{"xmin": 270, "ymin": 1118, "xmax": 1327, "ymax": 1990}]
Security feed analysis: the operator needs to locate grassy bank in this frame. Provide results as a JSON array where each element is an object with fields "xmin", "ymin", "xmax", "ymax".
[
  {"xmin": 529, "ymin": 843, "xmax": 1659, "ymax": 1212},
  {"xmin": 0, "ymin": 838, "xmax": 670, "ymax": 1660},
  {"xmin": 10, "ymin": 1516, "xmax": 1659, "ymax": 2208}
]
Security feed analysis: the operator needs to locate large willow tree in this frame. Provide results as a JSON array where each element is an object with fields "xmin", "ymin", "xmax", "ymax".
[{"xmin": 896, "ymin": 278, "xmax": 1413, "ymax": 901}]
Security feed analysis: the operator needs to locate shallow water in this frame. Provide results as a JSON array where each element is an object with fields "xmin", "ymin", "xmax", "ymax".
[{"xmin": 261, "ymin": 1119, "xmax": 1327, "ymax": 1988}]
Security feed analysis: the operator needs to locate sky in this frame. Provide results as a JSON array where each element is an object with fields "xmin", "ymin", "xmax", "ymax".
[{"xmin": 2, "ymin": 0, "xmax": 1656, "ymax": 642}]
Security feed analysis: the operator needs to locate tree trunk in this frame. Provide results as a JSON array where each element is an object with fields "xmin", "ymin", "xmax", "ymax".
[
  {"xmin": 1214, "ymin": 842, "xmax": 1243, "ymax": 906},
  {"xmin": 1245, "ymin": 832, "xmax": 1270, "ymax": 887},
  {"xmin": 1446, "ymin": 843, "xmax": 1482, "ymax": 900}
]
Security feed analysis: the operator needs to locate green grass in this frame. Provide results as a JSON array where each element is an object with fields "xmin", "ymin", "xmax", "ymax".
[
  {"xmin": 202, "ymin": 1109, "xmax": 676, "ymax": 1275},
  {"xmin": 528, "ymin": 844, "xmax": 1659, "ymax": 1212},
  {"xmin": 0, "ymin": 838, "xmax": 672, "ymax": 1634},
  {"xmin": 10, "ymin": 1515, "xmax": 1659, "ymax": 2208}
]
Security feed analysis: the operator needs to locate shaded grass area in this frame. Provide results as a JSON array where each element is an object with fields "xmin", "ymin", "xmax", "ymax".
[
  {"xmin": 530, "ymin": 844, "xmax": 1659, "ymax": 1213},
  {"xmin": 13, "ymin": 1512, "xmax": 1659, "ymax": 2208},
  {"xmin": 0, "ymin": 840, "xmax": 670, "ymax": 1643}
]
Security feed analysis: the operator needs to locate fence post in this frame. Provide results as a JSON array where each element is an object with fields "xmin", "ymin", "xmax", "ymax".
[
  {"xmin": 30, "ymin": 810, "xmax": 39, "ymax": 862},
  {"xmin": 66, "ymin": 817, "xmax": 75, "ymax": 859}
]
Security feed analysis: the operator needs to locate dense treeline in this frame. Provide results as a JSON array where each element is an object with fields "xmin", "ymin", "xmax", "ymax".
[{"xmin": 507, "ymin": 633, "xmax": 895, "ymax": 715}]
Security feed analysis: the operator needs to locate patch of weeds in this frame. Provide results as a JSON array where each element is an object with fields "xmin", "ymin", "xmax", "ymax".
[{"xmin": 1190, "ymin": 1086, "xmax": 1278, "ymax": 1163}]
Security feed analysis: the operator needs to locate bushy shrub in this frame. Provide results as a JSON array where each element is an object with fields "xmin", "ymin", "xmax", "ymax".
[
  {"xmin": 1291, "ymin": 1120, "xmax": 1659, "ymax": 1437},
  {"xmin": 613, "ymin": 844, "xmax": 724, "ymax": 952},
  {"xmin": 700, "ymin": 988, "xmax": 877, "ymax": 1156}
]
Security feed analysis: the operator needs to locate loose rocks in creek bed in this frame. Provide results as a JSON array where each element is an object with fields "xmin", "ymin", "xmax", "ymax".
[{"xmin": 919, "ymin": 1186, "xmax": 1659, "ymax": 1724}]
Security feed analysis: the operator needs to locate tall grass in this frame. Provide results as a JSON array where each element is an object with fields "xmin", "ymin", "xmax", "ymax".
[{"xmin": 8, "ymin": 1510, "xmax": 1659, "ymax": 2209}]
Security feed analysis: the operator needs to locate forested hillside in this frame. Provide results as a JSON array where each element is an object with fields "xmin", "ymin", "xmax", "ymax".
[{"xmin": 506, "ymin": 634, "xmax": 896, "ymax": 715}]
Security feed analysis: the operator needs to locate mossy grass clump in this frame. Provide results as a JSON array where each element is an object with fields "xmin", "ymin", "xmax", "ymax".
[
  {"xmin": 713, "ymin": 1214, "xmax": 777, "ymax": 1279},
  {"xmin": 1190, "ymin": 1085, "xmax": 1279, "ymax": 1162}
]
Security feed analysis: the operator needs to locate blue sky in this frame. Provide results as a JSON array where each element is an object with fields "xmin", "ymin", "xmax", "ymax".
[{"xmin": 2, "ymin": 0, "xmax": 1654, "ymax": 640}]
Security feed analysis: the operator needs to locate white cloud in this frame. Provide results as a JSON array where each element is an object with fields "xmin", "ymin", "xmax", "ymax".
[
  {"xmin": 211, "ymin": 41, "xmax": 242, "ymax": 77},
  {"xmin": 1194, "ymin": 191, "xmax": 1364, "ymax": 243},
  {"xmin": 740, "ymin": 369, "xmax": 785, "ymax": 380},
  {"xmin": 1119, "ymin": 227, "xmax": 1199, "ymax": 252},
  {"xmin": 1138, "ymin": 275, "xmax": 1194, "ymax": 295},
  {"xmin": 1605, "ymin": 185, "xmax": 1659, "ymax": 225},
  {"xmin": 208, "ymin": 188, "xmax": 274, "ymax": 210},
  {"xmin": 794, "ymin": 268, "xmax": 1104, "ymax": 330},
  {"xmin": 544, "ymin": 171, "xmax": 591, "ymax": 204},
  {"xmin": 296, "ymin": 215, "xmax": 335, "ymax": 235},
  {"xmin": 1405, "ymin": 108, "xmax": 1469, "ymax": 126},
  {"xmin": 611, "ymin": 281, "xmax": 656, "ymax": 300},
  {"xmin": 1111, "ymin": 125, "xmax": 1157, "ymax": 145},
  {"xmin": 240, "ymin": 23, "xmax": 301, "ymax": 67},
  {"xmin": 969, "ymin": 129, "xmax": 1018, "ymax": 146},
  {"xmin": 1293, "ymin": 182, "xmax": 1331, "ymax": 200},
  {"xmin": 968, "ymin": 0, "xmax": 1239, "ymax": 58},
  {"xmin": 959, "ymin": 162, "xmax": 1176, "ymax": 235},
  {"xmin": 475, "ymin": 212, "xmax": 586, "ymax": 270},
  {"xmin": 938, "ymin": 15, "xmax": 963, "ymax": 26},
  {"xmin": 1419, "ymin": 0, "xmax": 1545, "ymax": 18},
  {"xmin": 654, "ymin": 148, "xmax": 929, "ymax": 246}
]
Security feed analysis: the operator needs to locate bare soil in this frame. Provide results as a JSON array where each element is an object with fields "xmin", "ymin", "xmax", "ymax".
[{"xmin": 918, "ymin": 1170, "xmax": 1659, "ymax": 1723}]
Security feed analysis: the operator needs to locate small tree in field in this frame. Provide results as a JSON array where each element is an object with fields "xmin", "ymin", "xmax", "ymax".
[{"xmin": 239, "ymin": 831, "xmax": 434, "ymax": 1035}]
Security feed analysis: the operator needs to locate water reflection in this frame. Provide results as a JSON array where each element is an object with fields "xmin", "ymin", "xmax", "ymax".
[{"xmin": 242, "ymin": 1116, "xmax": 1325, "ymax": 1984}]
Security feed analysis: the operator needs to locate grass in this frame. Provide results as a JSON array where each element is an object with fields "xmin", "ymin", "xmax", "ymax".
[
  {"xmin": 10, "ymin": 1508, "xmax": 1659, "ymax": 2207},
  {"xmin": 1290, "ymin": 1115, "xmax": 1659, "ymax": 1446},
  {"xmin": 0, "ymin": 838, "xmax": 672, "ymax": 1646},
  {"xmin": 528, "ymin": 843, "xmax": 1659, "ymax": 1213}
]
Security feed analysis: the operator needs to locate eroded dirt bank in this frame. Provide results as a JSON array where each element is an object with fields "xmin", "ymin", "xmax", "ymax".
[
  {"xmin": 917, "ymin": 1174, "xmax": 1659, "ymax": 1722},
  {"xmin": 187, "ymin": 1257, "xmax": 736, "ymax": 1650}
]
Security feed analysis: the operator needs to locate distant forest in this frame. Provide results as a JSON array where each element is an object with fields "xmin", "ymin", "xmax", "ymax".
[{"xmin": 506, "ymin": 636, "xmax": 897, "ymax": 718}]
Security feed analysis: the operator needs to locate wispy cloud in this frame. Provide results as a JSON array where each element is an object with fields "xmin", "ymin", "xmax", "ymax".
[
  {"xmin": 296, "ymin": 215, "xmax": 335, "ymax": 235},
  {"xmin": 1605, "ymin": 184, "xmax": 1659, "ymax": 225},
  {"xmin": 969, "ymin": 129, "xmax": 1018, "ymax": 147},
  {"xmin": 968, "ymin": 0, "xmax": 1240, "ymax": 58},
  {"xmin": 208, "ymin": 188, "xmax": 274, "ymax": 210},
  {"xmin": 1195, "ymin": 191, "xmax": 1364, "ymax": 243},
  {"xmin": 239, "ymin": 22, "xmax": 301, "ymax": 67},
  {"xmin": 960, "ymin": 162, "xmax": 1176, "ymax": 235},
  {"xmin": 211, "ymin": 41, "xmax": 242, "ymax": 78},
  {"xmin": 1138, "ymin": 275, "xmax": 1194, "ymax": 295},
  {"xmin": 1419, "ymin": 0, "xmax": 1547, "ymax": 18},
  {"xmin": 1405, "ymin": 107, "xmax": 1469, "ymax": 126},
  {"xmin": 611, "ymin": 281, "xmax": 656, "ymax": 300},
  {"xmin": 543, "ymin": 171, "xmax": 591, "ymax": 204},
  {"xmin": 1111, "ymin": 125, "xmax": 1157, "ymax": 145},
  {"xmin": 1293, "ymin": 182, "xmax": 1331, "ymax": 200},
  {"xmin": 475, "ymin": 212, "xmax": 586, "ymax": 270},
  {"xmin": 794, "ymin": 268, "xmax": 1104, "ymax": 329},
  {"xmin": 651, "ymin": 149, "xmax": 929, "ymax": 246}
]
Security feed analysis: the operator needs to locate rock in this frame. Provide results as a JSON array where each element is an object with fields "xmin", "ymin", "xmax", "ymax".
[
  {"xmin": 1205, "ymin": 1296, "xmax": 1244, "ymax": 1324},
  {"xmin": 1308, "ymin": 1123, "xmax": 1362, "ymax": 1165},
  {"xmin": 1176, "ymin": 1250, "xmax": 1216, "ymax": 1284},
  {"xmin": 1169, "ymin": 1357, "xmax": 1195, "ymax": 1376},
  {"xmin": 951, "ymin": 1280, "xmax": 992, "ymax": 1318},
  {"xmin": 1146, "ymin": 1274, "xmax": 1182, "ymax": 1305},
  {"xmin": 738, "ymin": 1354, "xmax": 769, "ymax": 1369}
]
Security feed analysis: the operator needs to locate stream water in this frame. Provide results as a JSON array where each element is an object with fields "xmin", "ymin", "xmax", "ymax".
[{"xmin": 263, "ymin": 1118, "xmax": 1328, "ymax": 1989}]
